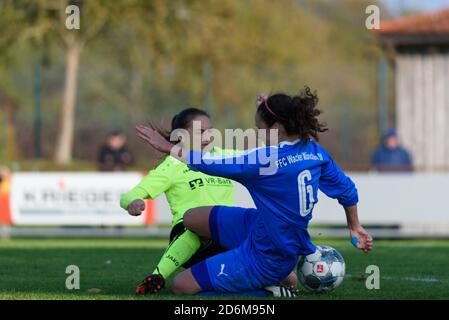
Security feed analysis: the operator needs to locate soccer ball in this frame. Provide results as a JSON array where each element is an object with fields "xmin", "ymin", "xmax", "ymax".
[{"xmin": 297, "ymin": 245, "xmax": 345, "ymax": 293}]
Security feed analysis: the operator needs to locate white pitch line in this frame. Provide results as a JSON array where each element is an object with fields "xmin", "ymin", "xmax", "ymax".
[
  {"xmin": 346, "ymin": 274, "xmax": 447, "ymax": 284},
  {"xmin": 400, "ymin": 276, "xmax": 441, "ymax": 283}
]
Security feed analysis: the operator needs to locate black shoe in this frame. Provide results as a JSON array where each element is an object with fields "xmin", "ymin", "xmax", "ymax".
[{"xmin": 136, "ymin": 274, "xmax": 165, "ymax": 295}]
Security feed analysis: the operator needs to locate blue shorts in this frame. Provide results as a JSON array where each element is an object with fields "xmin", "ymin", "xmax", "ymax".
[
  {"xmin": 191, "ymin": 206, "xmax": 316, "ymax": 293},
  {"xmin": 208, "ymin": 206, "xmax": 257, "ymax": 250}
]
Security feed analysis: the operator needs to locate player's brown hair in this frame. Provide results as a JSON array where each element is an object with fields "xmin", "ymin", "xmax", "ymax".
[
  {"xmin": 154, "ymin": 108, "xmax": 210, "ymax": 142},
  {"xmin": 256, "ymin": 86, "xmax": 328, "ymax": 141}
]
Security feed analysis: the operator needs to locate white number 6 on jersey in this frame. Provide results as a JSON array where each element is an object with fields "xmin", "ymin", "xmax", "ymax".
[{"xmin": 298, "ymin": 170, "xmax": 315, "ymax": 217}]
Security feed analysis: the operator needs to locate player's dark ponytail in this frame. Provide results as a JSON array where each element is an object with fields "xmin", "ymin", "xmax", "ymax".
[
  {"xmin": 171, "ymin": 108, "xmax": 210, "ymax": 132},
  {"xmin": 153, "ymin": 107, "xmax": 210, "ymax": 142},
  {"xmin": 256, "ymin": 86, "xmax": 328, "ymax": 141}
]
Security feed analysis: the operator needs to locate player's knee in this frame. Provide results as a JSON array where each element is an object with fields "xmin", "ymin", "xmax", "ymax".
[
  {"xmin": 171, "ymin": 278, "xmax": 185, "ymax": 295},
  {"xmin": 281, "ymin": 271, "xmax": 298, "ymax": 287},
  {"xmin": 183, "ymin": 209, "xmax": 194, "ymax": 230},
  {"xmin": 172, "ymin": 273, "xmax": 195, "ymax": 295},
  {"xmin": 183, "ymin": 207, "xmax": 211, "ymax": 238}
]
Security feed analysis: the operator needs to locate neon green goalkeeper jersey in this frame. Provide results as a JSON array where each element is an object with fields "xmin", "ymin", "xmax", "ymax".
[{"xmin": 120, "ymin": 148, "xmax": 235, "ymax": 226}]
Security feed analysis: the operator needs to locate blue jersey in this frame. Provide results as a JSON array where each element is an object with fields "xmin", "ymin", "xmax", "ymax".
[{"xmin": 187, "ymin": 139, "xmax": 358, "ymax": 258}]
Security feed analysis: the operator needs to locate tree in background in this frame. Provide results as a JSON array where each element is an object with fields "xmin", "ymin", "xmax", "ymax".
[
  {"xmin": 0, "ymin": 0, "xmax": 386, "ymax": 168},
  {"xmin": 0, "ymin": 90, "xmax": 19, "ymax": 162},
  {"xmin": 0, "ymin": 0, "xmax": 137, "ymax": 165},
  {"xmin": 36, "ymin": 0, "xmax": 112, "ymax": 165}
]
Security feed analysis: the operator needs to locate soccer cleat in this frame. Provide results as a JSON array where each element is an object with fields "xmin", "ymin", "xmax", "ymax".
[
  {"xmin": 265, "ymin": 285, "xmax": 299, "ymax": 298},
  {"xmin": 135, "ymin": 274, "xmax": 165, "ymax": 295}
]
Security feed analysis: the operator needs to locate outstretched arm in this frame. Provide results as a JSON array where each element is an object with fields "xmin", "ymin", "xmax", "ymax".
[
  {"xmin": 135, "ymin": 124, "xmax": 263, "ymax": 182},
  {"xmin": 120, "ymin": 155, "xmax": 172, "ymax": 216},
  {"xmin": 344, "ymin": 205, "xmax": 373, "ymax": 253},
  {"xmin": 120, "ymin": 188, "xmax": 147, "ymax": 216},
  {"xmin": 136, "ymin": 124, "xmax": 179, "ymax": 156},
  {"xmin": 319, "ymin": 149, "xmax": 372, "ymax": 253}
]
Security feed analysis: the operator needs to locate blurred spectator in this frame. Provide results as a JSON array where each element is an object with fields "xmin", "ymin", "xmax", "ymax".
[
  {"xmin": 371, "ymin": 128, "xmax": 413, "ymax": 172},
  {"xmin": 97, "ymin": 130, "xmax": 133, "ymax": 171}
]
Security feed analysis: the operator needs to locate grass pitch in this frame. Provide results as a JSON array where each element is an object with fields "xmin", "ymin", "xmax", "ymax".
[{"xmin": 0, "ymin": 238, "xmax": 448, "ymax": 300}]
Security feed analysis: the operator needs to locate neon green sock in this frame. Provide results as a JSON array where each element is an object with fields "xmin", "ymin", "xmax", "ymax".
[{"xmin": 153, "ymin": 230, "xmax": 201, "ymax": 279}]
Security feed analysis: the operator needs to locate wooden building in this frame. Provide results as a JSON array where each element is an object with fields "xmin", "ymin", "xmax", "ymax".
[{"xmin": 376, "ymin": 8, "xmax": 449, "ymax": 171}]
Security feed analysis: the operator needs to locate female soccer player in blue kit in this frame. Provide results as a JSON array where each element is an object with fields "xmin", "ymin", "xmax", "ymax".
[{"xmin": 136, "ymin": 87, "xmax": 373, "ymax": 297}]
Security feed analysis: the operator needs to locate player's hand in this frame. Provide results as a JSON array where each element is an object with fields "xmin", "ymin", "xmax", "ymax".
[
  {"xmin": 127, "ymin": 199, "xmax": 145, "ymax": 216},
  {"xmin": 136, "ymin": 125, "xmax": 173, "ymax": 154},
  {"xmin": 256, "ymin": 92, "xmax": 268, "ymax": 107},
  {"xmin": 349, "ymin": 226, "xmax": 373, "ymax": 253}
]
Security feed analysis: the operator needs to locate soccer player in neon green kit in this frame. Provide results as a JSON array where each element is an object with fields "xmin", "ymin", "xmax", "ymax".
[{"xmin": 120, "ymin": 108, "xmax": 235, "ymax": 294}]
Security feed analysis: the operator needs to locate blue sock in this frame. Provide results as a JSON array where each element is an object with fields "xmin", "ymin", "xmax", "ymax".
[{"xmin": 197, "ymin": 290, "xmax": 268, "ymax": 297}]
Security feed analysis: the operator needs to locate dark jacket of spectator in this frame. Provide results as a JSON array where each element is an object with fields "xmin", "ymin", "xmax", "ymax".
[
  {"xmin": 371, "ymin": 129, "xmax": 413, "ymax": 172},
  {"xmin": 97, "ymin": 131, "xmax": 133, "ymax": 171}
]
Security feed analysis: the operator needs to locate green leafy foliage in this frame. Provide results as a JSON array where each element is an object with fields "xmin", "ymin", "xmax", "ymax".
[{"xmin": 0, "ymin": 0, "xmax": 387, "ymax": 167}]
